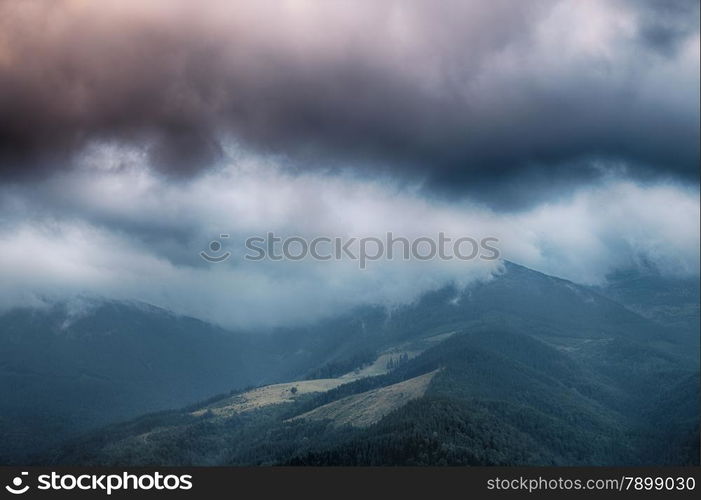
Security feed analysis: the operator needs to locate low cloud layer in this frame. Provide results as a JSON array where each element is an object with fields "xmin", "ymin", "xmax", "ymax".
[
  {"xmin": 0, "ymin": 159, "xmax": 697, "ymax": 328},
  {"xmin": 0, "ymin": 0, "xmax": 698, "ymax": 206}
]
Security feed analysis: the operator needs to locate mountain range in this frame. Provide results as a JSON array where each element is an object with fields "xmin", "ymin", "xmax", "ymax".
[{"xmin": 1, "ymin": 261, "xmax": 698, "ymax": 465}]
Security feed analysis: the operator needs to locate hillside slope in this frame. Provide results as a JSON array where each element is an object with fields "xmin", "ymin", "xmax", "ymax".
[
  {"xmin": 0, "ymin": 300, "xmax": 271, "ymax": 462},
  {"xmin": 290, "ymin": 370, "xmax": 438, "ymax": 428},
  {"xmin": 49, "ymin": 326, "xmax": 697, "ymax": 466}
]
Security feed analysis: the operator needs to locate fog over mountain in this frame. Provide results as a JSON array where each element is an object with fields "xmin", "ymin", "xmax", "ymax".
[{"xmin": 0, "ymin": 161, "xmax": 698, "ymax": 328}]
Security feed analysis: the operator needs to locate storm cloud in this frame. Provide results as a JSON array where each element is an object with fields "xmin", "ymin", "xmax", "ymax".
[
  {"xmin": 0, "ymin": 0, "xmax": 698, "ymax": 205},
  {"xmin": 0, "ymin": 1, "xmax": 698, "ymax": 327}
]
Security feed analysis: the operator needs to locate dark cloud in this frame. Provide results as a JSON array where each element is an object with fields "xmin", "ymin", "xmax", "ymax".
[
  {"xmin": 0, "ymin": 0, "xmax": 698, "ymax": 206},
  {"xmin": 631, "ymin": 0, "xmax": 700, "ymax": 54}
]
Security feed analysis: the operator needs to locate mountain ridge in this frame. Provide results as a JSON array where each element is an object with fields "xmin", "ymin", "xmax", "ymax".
[{"xmin": 2, "ymin": 260, "xmax": 697, "ymax": 465}]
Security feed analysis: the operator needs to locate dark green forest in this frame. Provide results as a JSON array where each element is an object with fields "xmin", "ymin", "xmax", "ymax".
[{"xmin": 49, "ymin": 329, "xmax": 698, "ymax": 466}]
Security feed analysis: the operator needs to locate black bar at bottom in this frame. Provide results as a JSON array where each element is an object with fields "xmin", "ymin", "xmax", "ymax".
[{"xmin": 0, "ymin": 466, "xmax": 699, "ymax": 499}]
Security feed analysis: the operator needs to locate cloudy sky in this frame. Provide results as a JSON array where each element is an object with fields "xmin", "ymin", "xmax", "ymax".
[{"xmin": 0, "ymin": 0, "xmax": 698, "ymax": 328}]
